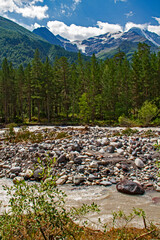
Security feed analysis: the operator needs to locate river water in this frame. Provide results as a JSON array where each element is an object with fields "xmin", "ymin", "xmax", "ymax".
[{"xmin": 0, "ymin": 178, "xmax": 160, "ymax": 230}]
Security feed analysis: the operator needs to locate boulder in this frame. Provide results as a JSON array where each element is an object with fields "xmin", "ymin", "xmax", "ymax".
[{"xmin": 116, "ymin": 179, "xmax": 145, "ymax": 195}]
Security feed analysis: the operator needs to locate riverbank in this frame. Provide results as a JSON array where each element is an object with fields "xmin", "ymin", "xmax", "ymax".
[{"xmin": 0, "ymin": 126, "xmax": 159, "ymax": 190}]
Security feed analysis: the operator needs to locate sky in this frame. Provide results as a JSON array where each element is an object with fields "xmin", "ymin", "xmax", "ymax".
[{"xmin": 1, "ymin": 0, "xmax": 160, "ymax": 41}]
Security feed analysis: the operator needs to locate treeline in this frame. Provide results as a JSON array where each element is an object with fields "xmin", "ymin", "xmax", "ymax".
[{"xmin": 0, "ymin": 43, "xmax": 160, "ymax": 125}]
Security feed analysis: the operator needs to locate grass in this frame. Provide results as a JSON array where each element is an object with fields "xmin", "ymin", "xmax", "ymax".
[{"xmin": 4, "ymin": 126, "xmax": 70, "ymax": 143}]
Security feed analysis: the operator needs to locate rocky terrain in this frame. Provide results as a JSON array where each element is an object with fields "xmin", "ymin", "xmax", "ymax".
[{"xmin": 0, "ymin": 126, "xmax": 160, "ymax": 193}]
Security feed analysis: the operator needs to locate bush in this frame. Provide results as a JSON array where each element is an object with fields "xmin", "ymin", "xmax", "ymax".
[
  {"xmin": 118, "ymin": 115, "xmax": 137, "ymax": 127},
  {"xmin": 138, "ymin": 101, "xmax": 159, "ymax": 125},
  {"xmin": 0, "ymin": 158, "xmax": 99, "ymax": 240}
]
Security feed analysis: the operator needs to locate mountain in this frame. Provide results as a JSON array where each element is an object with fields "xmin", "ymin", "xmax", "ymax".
[
  {"xmin": 33, "ymin": 26, "xmax": 160, "ymax": 60},
  {"xmin": 73, "ymin": 27, "xmax": 160, "ymax": 59},
  {"xmin": 33, "ymin": 27, "xmax": 78, "ymax": 53},
  {"xmin": 33, "ymin": 27, "xmax": 63, "ymax": 47},
  {"xmin": 0, "ymin": 16, "xmax": 86, "ymax": 67}
]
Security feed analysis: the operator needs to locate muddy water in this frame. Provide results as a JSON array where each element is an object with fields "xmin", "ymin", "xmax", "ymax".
[
  {"xmin": 1, "ymin": 178, "xmax": 159, "ymax": 230},
  {"xmin": 60, "ymin": 185, "xmax": 160, "ymax": 229}
]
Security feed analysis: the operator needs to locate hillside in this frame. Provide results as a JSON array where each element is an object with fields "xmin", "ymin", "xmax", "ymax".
[
  {"xmin": 0, "ymin": 16, "xmax": 86, "ymax": 67},
  {"xmin": 33, "ymin": 27, "xmax": 79, "ymax": 53}
]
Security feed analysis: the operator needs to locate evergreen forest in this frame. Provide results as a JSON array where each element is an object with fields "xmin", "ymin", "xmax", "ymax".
[{"xmin": 0, "ymin": 43, "xmax": 160, "ymax": 126}]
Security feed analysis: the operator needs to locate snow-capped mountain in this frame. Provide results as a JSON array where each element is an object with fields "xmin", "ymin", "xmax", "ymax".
[
  {"xmin": 72, "ymin": 27, "xmax": 160, "ymax": 58},
  {"xmin": 33, "ymin": 27, "xmax": 160, "ymax": 59}
]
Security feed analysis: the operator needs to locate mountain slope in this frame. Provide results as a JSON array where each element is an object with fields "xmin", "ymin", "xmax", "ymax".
[
  {"xmin": 0, "ymin": 16, "xmax": 85, "ymax": 67},
  {"xmin": 33, "ymin": 27, "xmax": 78, "ymax": 53}
]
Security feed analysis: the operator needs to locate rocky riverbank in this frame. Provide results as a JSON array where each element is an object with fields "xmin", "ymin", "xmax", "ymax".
[{"xmin": 0, "ymin": 126, "xmax": 160, "ymax": 192}]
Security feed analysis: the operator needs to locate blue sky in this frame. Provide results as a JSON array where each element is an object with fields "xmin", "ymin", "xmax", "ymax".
[{"xmin": 1, "ymin": 0, "xmax": 160, "ymax": 41}]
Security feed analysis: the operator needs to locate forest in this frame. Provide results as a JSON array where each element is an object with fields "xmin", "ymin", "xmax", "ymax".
[{"xmin": 0, "ymin": 42, "xmax": 160, "ymax": 126}]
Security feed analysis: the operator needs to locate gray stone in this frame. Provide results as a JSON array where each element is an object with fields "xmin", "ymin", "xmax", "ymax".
[
  {"xmin": 57, "ymin": 154, "xmax": 68, "ymax": 164},
  {"xmin": 56, "ymin": 175, "xmax": 68, "ymax": 185},
  {"xmin": 73, "ymin": 175, "xmax": 85, "ymax": 185},
  {"xmin": 135, "ymin": 158, "xmax": 144, "ymax": 168},
  {"xmin": 107, "ymin": 145, "xmax": 115, "ymax": 153},
  {"xmin": 100, "ymin": 181, "xmax": 112, "ymax": 186},
  {"xmin": 10, "ymin": 167, "xmax": 21, "ymax": 173}
]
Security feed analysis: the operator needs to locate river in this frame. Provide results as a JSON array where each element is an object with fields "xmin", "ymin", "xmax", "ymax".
[{"xmin": 0, "ymin": 178, "xmax": 160, "ymax": 230}]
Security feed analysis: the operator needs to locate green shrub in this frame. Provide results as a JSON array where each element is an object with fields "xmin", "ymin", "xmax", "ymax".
[
  {"xmin": 118, "ymin": 115, "xmax": 137, "ymax": 127},
  {"xmin": 138, "ymin": 101, "xmax": 159, "ymax": 125},
  {"xmin": 0, "ymin": 158, "xmax": 99, "ymax": 240}
]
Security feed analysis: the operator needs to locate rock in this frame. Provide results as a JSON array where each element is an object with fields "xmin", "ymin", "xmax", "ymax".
[
  {"xmin": 56, "ymin": 175, "xmax": 68, "ymax": 185},
  {"xmin": 117, "ymin": 149, "xmax": 124, "ymax": 155},
  {"xmin": 121, "ymin": 164, "xmax": 130, "ymax": 172},
  {"xmin": 77, "ymin": 165, "xmax": 85, "ymax": 173},
  {"xmin": 57, "ymin": 154, "xmax": 68, "ymax": 164},
  {"xmin": 152, "ymin": 197, "xmax": 160, "ymax": 204},
  {"xmin": 88, "ymin": 174, "xmax": 98, "ymax": 181},
  {"xmin": 73, "ymin": 175, "xmax": 85, "ymax": 185},
  {"xmin": 90, "ymin": 161, "xmax": 98, "ymax": 168},
  {"xmin": 107, "ymin": 145, "xmax": 115, "ymax": 153},
  {"xmin": 155, "ymin": 186, "xmax": 160, "ymax": 192},
  {"xmin": 116, "ymin": 179, "xmax": 145, "ymax": 195},
  {"xmin": 74, "ymin": 156, "xmax": 83, "ymax": 164},
  {"xmin": 10, "ymin": 167, "xmax": 21, "ymax": 174},
  {"xmin": 117, "ymin": 142, "xmax": 123, "ymax": 148},
  {"xmin": 135, "ymin": 158, "xmax": 144, "ymax": 168},
  {"xmin": 100, "ymin": 180, "xmax": 112, "ymax": 186},
  {"xmin": 33, "ymin": 169, "xmax": 43, "ymax": 180},
  {"xmin": 13, "ymin": 176, "xmax": 24, "ymax": 184},
  {"xmin": 110, "ymin": 178, "xmax": 117, "ymax": 184},
  {"xmin": 101, "ymin": 138, "xmax": 109, "ymax": 146},
  {"xmin": 71, "ymin": 143, "xmax": 81, "ymax": 152},
  {"xmin": 24, "ymin": 169, "xmax": 33, "ymax": 179}
]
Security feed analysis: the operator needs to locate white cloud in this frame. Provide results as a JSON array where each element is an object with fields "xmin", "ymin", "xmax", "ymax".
[
  {"xmin": 125, "ymin": 22, "xmax": 148, "ymax": 32},
  {"xmin": 125, "ymin": 11, "xmax": 133, "ymax": 18},
  {"xmin": 47, "ymin": 20, "xmax": 123, "ymax": 41},
  {"xmin": 16, "ymin": 5, "xmax": 48, "ymax": 19},
  {"xmin": 0, "ymin": 0, "xmax": 48, "ymax": 20},
  {"xmin": 114, "ymin": 0, "xmax": 127, "ymax": 3}
]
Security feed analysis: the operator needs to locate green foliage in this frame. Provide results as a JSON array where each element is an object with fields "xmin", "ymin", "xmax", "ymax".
[
  {"xmin": 118, "ymin": 115, "xmax": 137, "ymax": 127},
  {"xmin": 0, "ymin": 39, "xmax": 160, "ymax": 125},
  {"xmin": 121, "ymin": 127, "xmax": 139, "ymax": 136},
  {"xmin": 0, "ymin": 158, "xmax": 99, "ymax": 240},
  {"xmin": 138, "ymin": 100, "xmax": 159, "ymax": 125}
]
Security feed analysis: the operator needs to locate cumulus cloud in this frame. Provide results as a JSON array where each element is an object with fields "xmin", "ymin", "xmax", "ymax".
[
  {"xmin": 47, "ymin": 20, "xmax": 123, "ymax": 41},
  {"xmin": 0, "ymin": 0, "xmax": 48, "ymax": 20}
]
